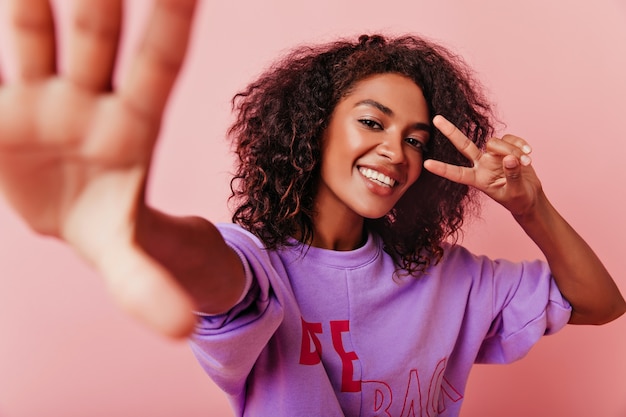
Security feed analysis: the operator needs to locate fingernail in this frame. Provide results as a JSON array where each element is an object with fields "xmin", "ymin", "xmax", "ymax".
[
  {"xmin": 504, "ymin": 158, "xmax": 518, "ymax": 169},
  {"xmin": 522, "ymin": 145, "xmax": 532, "ymax": 154},
  {"xmin": 520, "ymin": 155, "xmax": 532, "ymax": 166}
]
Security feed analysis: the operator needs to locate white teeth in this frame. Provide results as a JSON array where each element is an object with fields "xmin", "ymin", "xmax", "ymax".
[{"xmin": 359, "ymin": 167, "xmax": 396, "ymax": 187}]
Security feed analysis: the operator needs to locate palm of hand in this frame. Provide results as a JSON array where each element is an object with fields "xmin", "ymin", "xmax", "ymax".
[
  {"xmin": 0, "ymin": 79, "xmax": 152, "ymax": 242},
  {"xmin": 0, "ymin": 0, "xmax": 198, "ymax": 337}
]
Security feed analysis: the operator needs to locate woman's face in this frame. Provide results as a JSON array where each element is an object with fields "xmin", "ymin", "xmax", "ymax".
[{"xmin": 316, "ymin": 73, "xmax": 431, "ymax": 222}]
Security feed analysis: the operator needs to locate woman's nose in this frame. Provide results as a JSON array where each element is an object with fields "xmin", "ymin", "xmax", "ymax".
[{"xmin": 376, "ymin": 134, "xmax": 405, "ymax": 164}]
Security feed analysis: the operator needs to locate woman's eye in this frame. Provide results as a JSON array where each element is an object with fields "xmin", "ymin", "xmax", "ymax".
[
  {"xmin": 405, "ymin": 137, "xmax": 428, "ymax": 152},
  {"xmin": 359, "ymin": 119, "xmax": 382, "ymax": 130}
]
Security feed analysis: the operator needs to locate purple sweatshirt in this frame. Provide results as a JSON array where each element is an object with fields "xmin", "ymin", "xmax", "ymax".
[{"xmin": 190, "ymin": 223, "xmax": 571, "ymax": 417}]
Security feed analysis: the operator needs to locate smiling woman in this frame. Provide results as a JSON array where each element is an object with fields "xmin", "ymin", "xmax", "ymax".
[
  {"xmin": 1, "ymin": 1, "xmax": 625, "ymax": 417},
  {"xmin": 314, "ymin": 73, "xmax": 430, "ymax": 249},
  {"xmin": 228, "ymin": 35, "xmax": 495, "ymax": 276}
]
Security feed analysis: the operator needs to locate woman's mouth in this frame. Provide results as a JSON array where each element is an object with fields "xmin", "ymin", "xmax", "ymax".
[{"xmin": 358, "ymin": 167, "xmax": 396, "ymax": 188}]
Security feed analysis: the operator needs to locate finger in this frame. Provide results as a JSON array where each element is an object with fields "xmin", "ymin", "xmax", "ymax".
[
  {"xmin": 486, "ymin": 137, "xmax": 532, "ymax": 166},
  {"xmin": 119, "ymin": 0, "xmax": 198, "ymax": 123},
  {"xmin": 101, "ymin": 242, "xmax": 197, "ymax": 338},
  {"xmin": 423, "ymin": 158, "xmax": 476, "ymax": 186},
  {"xmin": 501, "ymin": 134, "xmax": 532, "ymax": 155},
  {"xmin": 433, "ymin": 115, "xmax": 481, "ymax": 162},
  {"xmin": 7, "ymin": 0, "xmax": 56, "ymax": 81},
  {"xmin": 65, "ymin": 0, "xmax": 122, "ymax": 91}
]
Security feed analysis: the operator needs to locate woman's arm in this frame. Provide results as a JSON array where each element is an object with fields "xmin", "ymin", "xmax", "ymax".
[
  {"xmin": 135, "ymin": 206, "xmax": 246, "ymax": 317},
  {"xmin": 512, "ymin": 190, "xmax": 625, "ymax": 324},
  {"xmin": 425, "ymin": 115, "xmax": 626, "ymax": 324}
]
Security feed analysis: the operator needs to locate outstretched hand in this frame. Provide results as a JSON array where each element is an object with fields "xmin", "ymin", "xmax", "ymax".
[
  {"xmin": 424, "ymin": 115, "xmax": 543, "ymax": 217},
  {"xmin": 0, "ymin": 0, "xmax": 199, "ymax": 337}
]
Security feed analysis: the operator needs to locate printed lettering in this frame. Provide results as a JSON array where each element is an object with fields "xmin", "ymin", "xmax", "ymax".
[
  {"xmin": 399, "ymin": 369, "xmax": 424, "ymax": 417},
  {"xmin": 363, "ymin": 367, "xmax": 463, "ymax": 417},
  {"xmin": 298, "ymin": 317, "xmax": 464, "ymax": 416},
  {"xmin": 427, "ymin": 359, "xmax": 462, "ymax": 417},
  {"xmin": 362, "ymin": 380, "xmax": 393, "ymax": 417},
  {"xmin": 299, "ymin": 317, "xmax": 323, "ymax": 365},
  {"xmin": 330, "ymin": 320, "xmax": 361, "ymax": 392}
]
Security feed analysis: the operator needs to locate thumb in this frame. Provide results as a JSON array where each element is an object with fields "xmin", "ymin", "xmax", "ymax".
[{"xmin": 502, "ymin": 154, "xmax": 527, "ymax": 183}]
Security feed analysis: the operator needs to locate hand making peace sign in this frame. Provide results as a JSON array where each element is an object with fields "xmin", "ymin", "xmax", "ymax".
[{"xmin": 425, "ymin": 115, "xmax": 543, "ymax": 218}]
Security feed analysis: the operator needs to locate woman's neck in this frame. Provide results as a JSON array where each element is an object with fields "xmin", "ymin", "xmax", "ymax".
[{"xmin": 308, "ymin": 207, "xmax": 366, "ymax": 251}]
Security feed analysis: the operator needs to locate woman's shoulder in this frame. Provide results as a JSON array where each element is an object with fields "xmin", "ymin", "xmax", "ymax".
[{"xmin": 436, "ymin": 242, "xmax": 522, "ymax": 272}]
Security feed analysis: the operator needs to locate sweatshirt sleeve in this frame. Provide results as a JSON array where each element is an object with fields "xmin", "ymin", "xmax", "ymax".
[
  {"xmin": 189, "ymin": 223, "xmax": 285, "ymax": 397},
  {"xmin": 475, "ymin": 256, "xmax": 572, "ymax": 364}
]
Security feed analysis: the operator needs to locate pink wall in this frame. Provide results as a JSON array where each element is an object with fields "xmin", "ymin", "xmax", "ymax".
[{"xmin": 1, "ymin": 0, "xmax": 625, "ymax": 416}]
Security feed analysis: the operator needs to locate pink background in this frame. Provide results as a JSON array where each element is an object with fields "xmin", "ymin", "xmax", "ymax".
[{"xmin": 1, "ymin": 0, "xmax": 626, "ymax": 416}]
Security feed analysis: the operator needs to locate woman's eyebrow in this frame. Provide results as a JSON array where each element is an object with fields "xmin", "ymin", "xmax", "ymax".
[
  {"xmin": 355, "ymin": 99, "xmax": 393, "ymax": 115},
  {"xmin": 355, "ymin": 99, "xmax": 431, "ymax": 131}
]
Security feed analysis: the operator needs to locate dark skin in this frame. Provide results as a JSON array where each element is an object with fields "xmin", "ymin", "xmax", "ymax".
[
  {"xmin": 0, "ymin": 0, "xmax": 623, "ymax": 338},
  {"xmin": 425, "ymin": 116, "xmax": 625, "ymax": 325}
]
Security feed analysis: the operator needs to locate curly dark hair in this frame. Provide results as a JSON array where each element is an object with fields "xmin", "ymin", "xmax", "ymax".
[{"xmin": 228, "ymin": 34, "xmax": 494, "ymax": 275}]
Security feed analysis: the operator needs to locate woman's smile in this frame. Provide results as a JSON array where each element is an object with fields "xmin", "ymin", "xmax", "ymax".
[{"xmin": 358, "ymin": 166, "xmax": 396, "ymax": 188}]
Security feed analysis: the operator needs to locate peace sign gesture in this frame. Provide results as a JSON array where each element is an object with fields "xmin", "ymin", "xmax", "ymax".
[
  {"xmin": 424, "ymin": 115, "xmax": 542, "ymax": 217},
  {"xmin": 0, "ymin": 0, "xmax": 200, "ymax": 337},
  {"xmin": 426, "ymin": 115, "xmax": 626, "ymax": 324}
]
